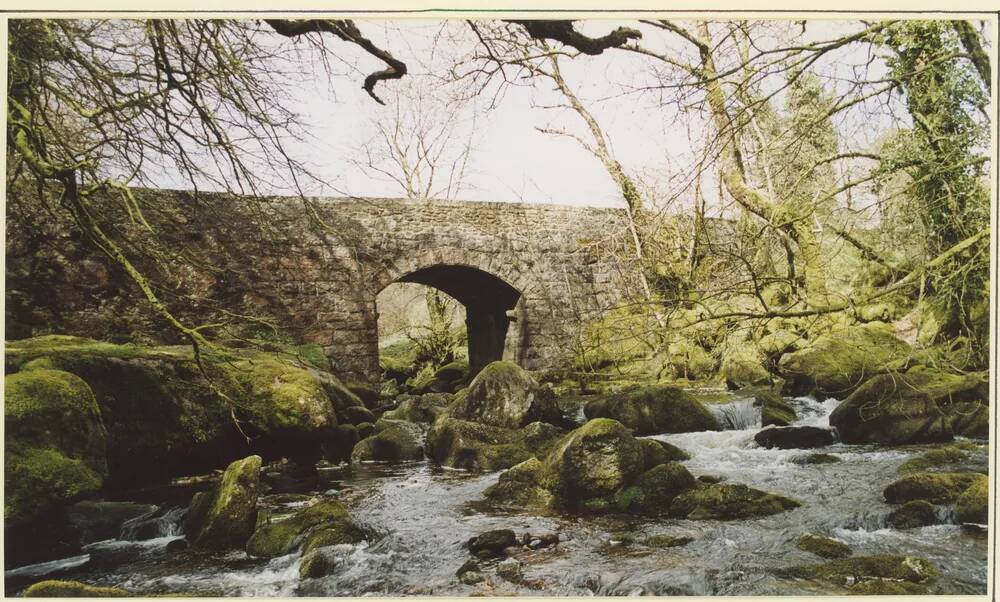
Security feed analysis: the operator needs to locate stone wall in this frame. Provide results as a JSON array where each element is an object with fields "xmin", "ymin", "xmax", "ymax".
[{"xmin": 6, "ymin": 187, "xmax": 644, "ymax": 378}]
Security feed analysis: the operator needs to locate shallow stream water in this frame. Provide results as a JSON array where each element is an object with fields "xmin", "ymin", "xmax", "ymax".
[{"xmin": 5, "ymin": 392, "xmax": 989, "ymax": 596}]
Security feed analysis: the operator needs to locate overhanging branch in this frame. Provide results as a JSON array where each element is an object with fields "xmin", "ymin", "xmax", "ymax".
[{"xmin": 265, "ymin": 19, "xmax": 407, "ymax": 104}]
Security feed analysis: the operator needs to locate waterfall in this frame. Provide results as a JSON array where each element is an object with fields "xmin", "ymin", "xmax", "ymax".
[
  {"xmin": 710, "ymin": 400, "xmax": 761, "ymax": 431},
  {"xmin": 119, "ymin": 506, "xmax": 186, "ymax": 541}
]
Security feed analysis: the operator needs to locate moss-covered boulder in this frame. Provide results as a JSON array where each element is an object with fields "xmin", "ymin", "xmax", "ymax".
[
  {"xmin": 381, "ymin": 393, "xmax": 452, "ymax": 424},
  {"xmin": 829, "ymin": 367, "xmax": 988, "ymax": 445},
  {"xmin": 888, "ymin": 500, "xmax": 938, "ymax": 529},
  {"xmin": 299, "ymin": 550, "xmax": 335, "ymax": 579},
  {"xmin": 450, "ymin": 361, "xmax": 559, "ymax": 429},
  {"xmin": 350, "ymin": 419, "xmax": 425, "ymax": 463},
  {"xmin": 663, "ymin": 339, "xmax": 716, "ymax": 381},
  {"xmin": 775, "ymin": 554, "xmax": 937, "ymax": 586},
  {"xmin": 186, "ymin": 455, "xmax": 262, "ymax": 551},
  {"xmin": 670, "ymin": 482, "xmax": 801, "ymax": 520},
  {"xmin": 638, "ymin": 438, "xmax": 690, "ymax": 469},
  {"xmin": 246, "ymin": 499, "xmax": 366, "ymax": 558},
  {"xmin": 24, "ymin": 580, "xmax": 130, "ymax": 597},
  {"xmin": 755, "ymin": 392, "xmax": 797, "ymax": 427},
  {"xmin": 485, "ymin": 419, "xmax": 696, "ymax": 514},
  {"xmin": 4, "ymin": 369, "xmax": 108, "ymax": 528},
  {"xmin": 542, "ymin": 418, "xmax": 645, "ymax": 503},
  {"xmin": 883, "ymin": 472, "xmax": 986, "ymax": 504},
  {"xmin": 795, "ymin": 534, "xmax": 851, "ymax": 559},
  {"xmin": 619, "ymin": 462, "xmax": 697, "ymax": 514},
  {"xmin": 955, "ymin": 478, "xmax": 988, "ymax": 525},
  {"xmin": 482, "ymin": 457, "xmax": 555, "ymax": 507},
  {"xmin": 898, "ymin": 446, "xmax": 969, "ymax": 473},
  {"xmin": 778, "ymin": 323, "xmax": 912, "ymax": 398},
  {"xmin": 5, "ymin": 336, "xmax": 354, "ymax": 485},
  {"xmin": 583, "ymin": 386, "xmax": 719, "ymax": 436},
  {"xmin": 719, "ymin": 342, "xmax": 772, "ymax": 390},
  {"xmin": 415, "ymin": 360, "xmax": 470, "ymax": 394},
  {"xmin": 426, "ymin": 415, "xmax": 564, "ymax": 471}
]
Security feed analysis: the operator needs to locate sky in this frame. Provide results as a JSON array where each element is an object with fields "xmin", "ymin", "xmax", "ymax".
[{"xmin": 149, "ymin": 18, "xmax": 987, "ymax": 217}]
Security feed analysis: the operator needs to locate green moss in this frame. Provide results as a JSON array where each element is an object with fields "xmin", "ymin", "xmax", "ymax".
[
  {"xmin": 670, "ymin": 482, "xmax": 801, "ymax": 520},
  {"xmin": 299, "ymin": 550, "xmax": 334, "ymax": 579},
  {"xmin": 955, "ymin": 478, "xmax": 988, "ymax": 524},
  {"xmin": 638, "ymin": 438, "xmax": 690, "ymax": 469},
  {"xmin": 898, "ymin": 446, "xmax": 968, "ymax": 473},
  {"xmin": 350, "ymin": 420, "xmax": 424, "ymax": 463},
  {"xmin": 543, "ymin": 418, "xmax": 645, "ymax": 504},
  {"xmin": 776, "ymin": 554, "xmax": 937, "ymax": 584},
  {"xmin": 613, "ymin": 485, "xmax": 645, "ymax": 511},
  {"xmin": 191, "ymin": 455, "xmax": 262, "ymax": 551},
  {"xmin": 246, "ymin": 499, "xmax": 363, "ymax": 558},
  {"xmin": 482, "ymin": 458, "xmax": 554, "ymax": 507},
  {"xmin": 633, "ymin": 462, "xmax": 697, "ymax": 514},
  {"xmin": 645, "ymin": 535, "xmax": 694, "ymax": 548},
  {"xmin": 5, "ymin": 369, "xmax": 108, "ymax": 474},
  {"xmin": 425, "ymin": 415, "xmax": 563, "ymax": 471},
  {"xmin": 830, "ymin": 367, "xmax": 987, "ymax": 445},
  {"xmin": 452, "ymin": 361, "xmax": 558, "ymax": 429},
  {"xmin": 719, "ymin": 341, "xmax": 771, "ymax": 390},
  {"xmin": 795, "ymin": 534, "xmax": 852, "ymax": 559},
  {"xmin": 883, "ymin": 472, "xmax": 986, "ymax": 504},
  {"xmin": 24, "ymin": 580, "xmax": 130, "ymax": 597},
  {"xmin": 231, "ymin": 359, "xmax": 338, "ymax": 433},
  {"xmin": 4, "ymin": 445, "xmax": 103, "ymax": 527},
  {"xmin": 778, "ymin": 323, "xmax": 911, "ymax": 398},
  {"xmin": 583, "ymin": 386, "xmax": 720, "ymax": 435},
  {"xmin": 756, "ymin": 392, "xmax": 797, "ymax": 427},
  {"xmin": 888, "ymin": 500, "xmax": 937, "ymax": 529}
]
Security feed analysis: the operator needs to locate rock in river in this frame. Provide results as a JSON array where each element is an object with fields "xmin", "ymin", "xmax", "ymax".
[
  {"xmin": 583, "ymin": 385, "xmax": 720, "ymax": 435},
  {"xmin": 185, "ymin": 455, "xmax": 262, "ymax": 551},
  {"xmin": 754, "ymin": 426, "xmax": 838, "ymax": 450}
]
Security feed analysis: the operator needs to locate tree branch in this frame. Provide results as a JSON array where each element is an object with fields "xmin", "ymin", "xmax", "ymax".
[{"xmin": 264, "ymin": 19, "xmax": 407, "ymax": 104}]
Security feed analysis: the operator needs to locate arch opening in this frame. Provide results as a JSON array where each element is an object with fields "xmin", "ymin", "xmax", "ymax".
[{"xmin": 378, "ymin": 264, "xmax": 522, "ymax": 379}]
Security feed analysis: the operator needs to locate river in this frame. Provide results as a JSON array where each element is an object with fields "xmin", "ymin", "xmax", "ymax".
[{"xmin": 5, "ymin": 392, "xmax": 989, "ymax": 596}]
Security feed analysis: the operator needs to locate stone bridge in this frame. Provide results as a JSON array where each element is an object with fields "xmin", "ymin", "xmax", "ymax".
[{"xmin": 7, "ymin": 189, "xmax": 643, "ymax": 379}]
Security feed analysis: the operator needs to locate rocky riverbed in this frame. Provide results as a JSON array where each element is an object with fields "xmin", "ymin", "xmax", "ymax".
[{"xmin": 6, "ymin": 391, "xmax": 988, "ymax": 597}]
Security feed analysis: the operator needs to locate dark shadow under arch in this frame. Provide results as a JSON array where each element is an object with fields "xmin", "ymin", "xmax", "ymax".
[{"xmin": 391, "ymin": 264, "xmax": 522, "ymax": 376}]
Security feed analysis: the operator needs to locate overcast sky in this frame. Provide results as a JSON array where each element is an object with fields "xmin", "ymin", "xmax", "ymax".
[{"xmin": 161, "ymin": 19, "xmax": 985, "ymax": 215}]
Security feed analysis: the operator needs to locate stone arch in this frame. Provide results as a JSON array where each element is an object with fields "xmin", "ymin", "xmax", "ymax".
[{"xmin": 375, "ymin": 261, "xmax": 526, "ymax": 377}]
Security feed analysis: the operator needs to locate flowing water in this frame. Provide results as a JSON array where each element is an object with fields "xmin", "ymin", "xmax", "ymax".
[{"xmin": 5, "ymin": 393, "xmax": 989, "ymax": 596}]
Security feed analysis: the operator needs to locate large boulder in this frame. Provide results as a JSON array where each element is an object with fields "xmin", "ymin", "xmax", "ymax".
[
  {"xmin": 883, "ymin": 472, "xmax": 986, "ymax": 505},
  {"xmin": 381, "ymin": 393, "xmax": 452, "ymax": 423},
  {"xmin": 955, "ymin": 478, "xmax": 988, "ymax": 525},
  {"xmin": 778, "ymin": 323, "xmax": 911, "ymax": 398},
  {"xmin": 775, "ymin": 555, "xmax": 937, "ymax": 589},
  {"xmin": 755, "ymin": 392, "xmax": 797, "ymax": 427},
  {"xmin": 350, "ymin": 419, "xmax": 425, "ymax": 463},
  {"xmin": 4, "ymin": 369, "xmax": 108, "ymax": 529},
  {"xmin": 450, "ymin": 361, "xmax": 560, "ymax": 428},
  {"xmin": 185, "ymin": 455, "xmax": 262, "ymax": 551},
  {"xmin": 583, "ymin": 386, "xmax": 720, "ymax": 436},
  {"xmin": 888, "ymin": 500, "xmax": 938, "ymax": 529},
  {"xmin": 484, "ymin": 419, "xmax": 698, "ymax": 514},
  {"xmin": 426, "ymin": 417, "xmax": 563, "ymax": 471},
  {"xmin": 669, "ymin": 482, "xmax": 801, "ymax": 520},
  {"xmin": 754, "ymin": 426, "xmax": 838, "ymax": 450},
  {"xmin": 830, "ymin": 367, "xmax": 988, "ymax": 445},
  {"xmin": 4, "ymin": 336, "xmax": 355, "ymax": 485},
  {"xmin": 246, "ymin": 499, "xmax": 366, "ymax": 558},
  {"xmin": 542, "ymin": 419, "xmax": 645, "ymax": 505},
  {"xmin": 719, "ymin": 342, "xmax": 772, "ymax": 390}
]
